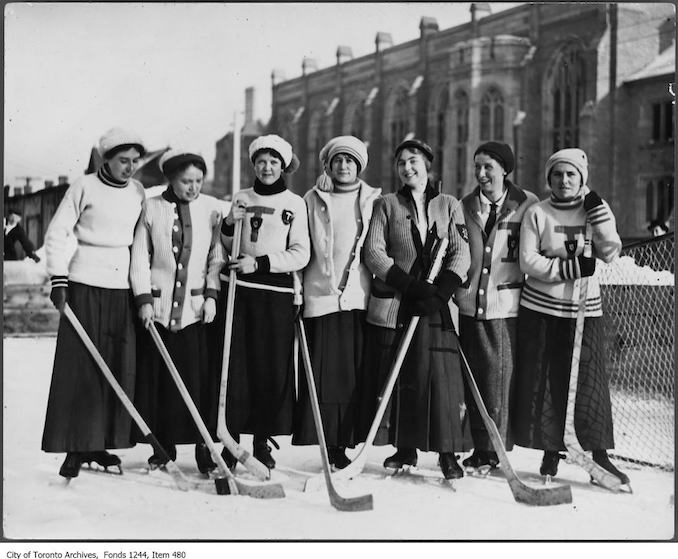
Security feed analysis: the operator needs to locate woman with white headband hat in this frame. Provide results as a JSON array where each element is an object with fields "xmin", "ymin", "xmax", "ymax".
[
  {"xmin": 216, "ymin": 134, "xmax": 310, "ymax": 470},
  {"xmin": 512, "ymin": 147, "xmax": 629, "ymax": 485},
  {"xmin": 41, "ymin": 127, "xmax": 146, "ymax": 479},
  {"xmin": 130, "ymin": 149, "xmax": 224, "ymax": 474},
  {"xmin": 291, "ymin": 136, "xmax": 381, "ymax": 469}
]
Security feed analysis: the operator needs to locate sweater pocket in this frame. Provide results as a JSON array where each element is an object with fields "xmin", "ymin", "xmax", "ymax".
[{"xmin": 367, "ymin": 277, "xmax": 398, "ymax": 327}]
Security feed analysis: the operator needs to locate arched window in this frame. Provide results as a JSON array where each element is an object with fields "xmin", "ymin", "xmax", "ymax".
[
  {"xmin": 307, "ymin": 108, "xmax": 327, "ymax": 179},
  {"xmin": 479, "ymin": 87, "xmax": 504, "ymax": 141},
  {"xmin": 435, "ymin": 87, "xmax": 449, "ymax": 181},
  {"xmin": 550, "ymin": 46, "xmax": 586, "ymax": 151},
  {"xmin": 454, "ymin": 89, "xmax": 469, "ymax": 187}
]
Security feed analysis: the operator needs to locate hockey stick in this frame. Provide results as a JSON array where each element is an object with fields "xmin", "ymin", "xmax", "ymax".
[
  {"xmin": 563, "ymin": 222, "xmax": 622, "ymax": 491},
  {"xmin": 63, "ymin": 304, "xmax": 190, "ymax": 492},
  {"xmin": 458, "ymin": 347, "xmax": 573, "ymax": 506},
  {"xmin": 305, "ymin": 236, "xmax": 449, "ymax": 491},
  {"xmin": 217, "ymin": 218, "xmax": 271, "ymax": 481},
  {"xmin": 148, "ymin": 323, "xmax": 285, "ymax": 499},
  {"xmin": 295, "ymin": 316, "xmax": 373, "ymax": 511}
]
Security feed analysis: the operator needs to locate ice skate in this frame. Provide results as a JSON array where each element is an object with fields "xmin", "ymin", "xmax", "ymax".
[
  {"xmin": 253, "ymin": 438, "xmax": 276, "ymax": 470},
  {"xmin": 462, "ymin": 450, "xmax": 499, "ymax": 476},
  {"xmin": 147, "ymin": 444, "xmax": 176, "ymax": 471},
  {"xmin": 81, "ymin": 450, "xmax": 122, "ymax": 475},
  {"xmin": 59, "ymin": 452, "xmax": 84, "ymax": 479},
  {"xmin": 540, "ymin": 450, "xmax": 566, "ymax": 483},
  {"xmin": 591, "ymin": 450, "xmax": 632, "ymax": 492},
  {"xmin": 439, "ymin": 452, "xmax": 464, "ymax": 480},
  {"xmin": 195, "ymin": 443, "xmax": 216, "ymax": 474},
  {"xmin": 328, "ymin": 447, "xmax": 351, "ymax": 470},
  {"xmin": 383, "ymin": 447, "xmax": 418, "ymax": 473}
]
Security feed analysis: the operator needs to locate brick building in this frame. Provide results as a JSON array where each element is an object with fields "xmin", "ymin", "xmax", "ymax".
[{"xmin": 238, "ymin": 2, "xmax": 675, "ymax": 241}]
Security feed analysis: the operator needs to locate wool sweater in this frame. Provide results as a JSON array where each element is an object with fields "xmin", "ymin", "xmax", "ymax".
[
  {"xmin": 221, "ymin": 183, "xmax": 310, "ymax": 304},
  {"xmin": 130, "ymin": 189, "xmax": 224, "ymax": 331},
  {"xmin": 302, "ymin": 180, "xmax": 382, "ymax": 318},
  {"xmin": 45, "ymin": 173, "xmax": 145, "ymax": 289},
  {"xmin": 364, "ymin": 185, "xmax": 471, "ymax": 329},
  {"xmin": 455, "ymin": 181, "xmax": 538, "ymax": 319},
  {"xmin": 519, "ymin": 187, "xmax": 621, "ymax": 318}
]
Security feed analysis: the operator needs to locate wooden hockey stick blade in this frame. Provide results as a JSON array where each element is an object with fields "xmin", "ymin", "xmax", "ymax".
[
  {"xmin": 296, "ymin": 318, "xmax": 373, "ymax": 511},
  {"xmin": 147, "ymin": 323, "xmax": 284, "ymax": 498},
  {"xmin": 63, "ymin": 304, "xmax": 192, "ymax": 494},
  {"xmin": 459, "ymin": 346, "xmax": 573, "ymax": 506}
]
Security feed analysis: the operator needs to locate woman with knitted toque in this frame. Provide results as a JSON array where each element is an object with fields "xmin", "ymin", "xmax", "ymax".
[
  {"xmin": 361, "ymin": 139, "xmax": 472, "ymax": 480},
  {"xmin": 130, "ymin": 149, "xmax": 224, "ymax": 474},
  {"xmin": 292, "ymin": 136, "xmax": 381, "ymax": 469},
  {"xmin": 512, "ymin": 147, "xmax": 629, "ymax": 485},
  {"xmin": 42, "ymin": 128, "xmax": 147, "ymax": 479},
  {"xmin": 216, "ymin": 134, "xmax": 310, "ymax": 470}
]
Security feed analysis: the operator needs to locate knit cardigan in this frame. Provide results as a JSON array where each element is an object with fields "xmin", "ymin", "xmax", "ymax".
[
  {"xmin": 364, "ymin": 186, "xmax": 471, "ymax": 329},
  {"xmin": 455, "ymin": 181, "xmax": 538, "ymax": 319},
  {"xmin": 130, "ymin": 190, "xmax": 224, "ymax": 331},
  {"xmin": 519, "ymin": 187, "xmax": 621, "ymax": 318},
  {"xmin": 302, "ymin": 180, "xmax": 382, "ymax": 318},
  {"xmin": 45, "ymin": 173, "xmax": 145, "ymax": 289}
]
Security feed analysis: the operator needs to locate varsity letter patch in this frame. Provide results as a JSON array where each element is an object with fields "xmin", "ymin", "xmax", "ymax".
[
  {"xmin": 456, "ymin": 223, "xmax": 469, "ymax": 242},
  {"xmin": 281, "ymin": 209, "xmax": 295, "ymax": 225}
]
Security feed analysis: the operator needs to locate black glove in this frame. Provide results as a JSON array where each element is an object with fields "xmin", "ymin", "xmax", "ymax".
[
  {"xmin": 578, "ymin": 255, "xmax": 596, "ymax": 278},
  {"xmin": 29, "ymin": 253, "xmax": 41, "ymax": 263},
  {"xmin": 405, "ymin": 279, "xmax": 437, "ymax": 300},
  {"xmin": 50, "ymin": 286, "xmax": 67, "ymax": 312},
  {"xmin": 434, "ymin": 270, "xmax": 463, "ymax": 302},
  {"xmin": 410, "ymin": 296, "xmax": 446, "ymax": 317},
  {"xmin": 583, "ymin": 191, "xmax": 603, "ymax": 212}
]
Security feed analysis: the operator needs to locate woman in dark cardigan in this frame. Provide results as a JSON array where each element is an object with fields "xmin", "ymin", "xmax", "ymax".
[{"xmin": 361, "ymin": 139, "xmax": 472, "ymax": 480}]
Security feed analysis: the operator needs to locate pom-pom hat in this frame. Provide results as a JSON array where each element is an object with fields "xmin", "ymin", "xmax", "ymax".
[
  {"xmin": 248, "ymin": 135, "xmax": 293, "ymax": 168},
  {"xmin": 98, "ymin": 127, "xmax": 145, "ymax": 158},
  {"xmin": 545, "ymin": 148, "xmax": 588, "ymax": 187},
  {"xmin": 320, "ymin": 135, "xmax": 368, "ymax": 173},
  {"xmin": 474, "ymin": 141, "xmax": 515, "ymax": 174},
  {"xmin": 159, "ymin": 149, "xmax": 207, "ymax": 178}
]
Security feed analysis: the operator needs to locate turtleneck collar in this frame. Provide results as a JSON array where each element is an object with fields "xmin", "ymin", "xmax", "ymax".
[
  {"xmin": 162, "ymin": 186, "xmax": 191, "ymax": 205},
  {"xmin": 549, "ymin": 185, "xmax": 587, "ymax": 210},
  {"xmin": 254, "ymin": 176, "xmax": 287, "ymax": 195},
  {"xmin": 97, "ymin": 163, "xmax": 129, "ymax": 188},
  {"xmin": 332, "ymin": 180, "xmax": 361, "ymax": 194}
]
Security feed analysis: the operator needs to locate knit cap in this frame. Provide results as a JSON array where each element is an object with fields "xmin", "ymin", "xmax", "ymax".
[
  {"xmin": 248, "ymin": 135, "xmax": 294, "ymax": 168},
  {"xmin": 98, "ymin": 127, "xmax": 145, "ymax": 158},
  {"xmin": 394, "ymin": 138, "xmax": 434, "ymax": 162},
  {"xmin": 159, "ymin": 149, "xmax": 207, "ymax": 178},
  {"xmin": 474, "ymin": 141, "xmax": 515, "ymax": 174},
  {"xmin": 545, "ymin": 148, "xmax": 588, "ymax": 187},
  {"xmin": 320, "ymin": 135, "xmax": 368, "ymax": 173}
]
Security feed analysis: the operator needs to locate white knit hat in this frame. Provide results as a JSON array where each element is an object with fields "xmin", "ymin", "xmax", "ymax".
[
  {"xmin": 320, "ymin": 135, "xmax": 368, "ymax": 173},
  {"xmin": 248, "ymin": 135, "xmax": 293, "ymax": 168},
  {"xmin": 159, "ymin": 149, "xmax": 207, "ymax": 177},
  {"xmin": 545, "ymin": 148, "xmax": 588, "ymax": 188},
  {"xmin": 98, "ymin": 127, "xmax": 145, "ymax": 157}
]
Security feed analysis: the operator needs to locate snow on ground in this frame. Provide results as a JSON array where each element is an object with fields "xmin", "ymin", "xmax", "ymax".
[{"xmin": 2, "ymin": 336, "xmax": 675, "ymax": 546}]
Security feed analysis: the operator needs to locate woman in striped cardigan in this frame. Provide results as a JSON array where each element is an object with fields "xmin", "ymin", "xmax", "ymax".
[
  {"xmin": 513, "ymin": 148, "xmax": 629, "ymax": 484},
  {"xmin": 130, "ymin": 150, "xmax": 224, "ymax": 473}
]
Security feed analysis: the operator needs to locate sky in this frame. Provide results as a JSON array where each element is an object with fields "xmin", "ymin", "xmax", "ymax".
[{"xmin": 3, "ymin": 2, "xmax": 520, "ymax": 190}]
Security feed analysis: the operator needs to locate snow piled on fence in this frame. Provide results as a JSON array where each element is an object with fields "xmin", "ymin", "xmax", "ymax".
[{"xmin": 598, "ymin": 255, "xmax": 674, "ymax": 286}]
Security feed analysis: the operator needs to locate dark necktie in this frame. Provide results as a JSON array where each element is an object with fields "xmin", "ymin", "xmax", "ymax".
[{"xmin": 485, "ymin": 203, "xmax": 498, "ymax": 236}]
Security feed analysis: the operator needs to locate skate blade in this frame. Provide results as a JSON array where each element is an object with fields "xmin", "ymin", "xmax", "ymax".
[
  {"xmin": 544, "ymin": 474, "xmax": 553, "ymax": 485},
  {"xmin": 83, "ymin": 463, "xmax": 123, "ymax": 475},
  {"xmin": 590, "ymin": 477, "xmax": 633, "ymax": 494}
]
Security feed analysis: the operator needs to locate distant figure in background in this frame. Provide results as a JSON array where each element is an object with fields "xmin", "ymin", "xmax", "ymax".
[
  {"xmin": 41, "ymin": 127, "xmax": 146, "ymax": 479},
  {"xmin": 647, "ymin": 218, "xmax": 670, "ymax": 237},
  {"xmin": 4, "ymin": 211, "xmax": 40, "ymax": 262}
]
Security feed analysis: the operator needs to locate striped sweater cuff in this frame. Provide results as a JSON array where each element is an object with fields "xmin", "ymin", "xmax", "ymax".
[
  {"xmin": 50, "ymin": 276, "xmax": 68, "ymax": 289},
  {"xmin": 586, "ymin": 205, "xmax": 611, "ymax": 227},
  {"xmin": 559, "ymin": 258, "xmax": 580, "ymax": 280},
  {"xmin": 256, "ymin": 255, "xmax": 270, "ymax": 273},
  {"xmin": 135, "ymin": 293, "xmax": 154, "ymax": 308}
]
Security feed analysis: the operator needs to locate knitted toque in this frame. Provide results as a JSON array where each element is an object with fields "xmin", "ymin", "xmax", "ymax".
[
  {"xmin": 545, "ymin": 148, "xmax": 588, "ymax": 188},
  {"xmin": 248, "ymin": 134, "xmax": 294, "ymax": 169},
  {"xmin": 320, "ymin": 135, "xmax": 368, "ymax": 173},
  {"xmin": 98, "ymin": 127, "xmax": 145, "ymax": 158},
  {"xmin": 159, "ymin": 149, "xmax": 207, "ymax": 178},
  {"xmin": 474, "ymin": 141, "xmax": 515, "ymax": 174}
]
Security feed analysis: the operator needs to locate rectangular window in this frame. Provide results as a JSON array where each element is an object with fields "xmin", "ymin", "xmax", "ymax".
[
  {"xmin": 664, "ymin": 101, "xmax": 674, "ymax": 142},
  {"xmin": 652, "ymin": 103, "xmax": 662, "ymax": 142}
]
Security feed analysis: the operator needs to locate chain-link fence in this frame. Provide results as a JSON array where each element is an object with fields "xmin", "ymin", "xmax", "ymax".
[{"xmin": 598, "ymin": 233, "xmax": 675, "ymax": 471}]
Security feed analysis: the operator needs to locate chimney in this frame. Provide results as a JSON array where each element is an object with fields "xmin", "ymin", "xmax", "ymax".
[
  {"xmin": 44, "ymin": 180, "xmax": 54, "ymax": 188},
  {"xmin": 336, "ymin": 45, "xmax": 353, "ymax": 65},
  {"xmin": 302, "ymin": 57, "xmax": 318, "ymax": 76},
  {"xmin": 244, "ymin": 87, "xmax": 256, "ymax": 126},
  {"xmin": 375, "ymin": 32, "xmax": 393, "ymax": 53},
  {"xmin": 14, "ymin": 187, "xmax": 23, "ymax": 196},
  {"xmin": 271, "ymin": 68, "xmax": 286, "ymax": 87},
  {"xmin": 470, "ymin": 2, "xmax": 491, "ymax": 36},
  {"xmin": 24, "ymin": 185, "xmax": 32, "ymax": 194},
  {"xmin": 419, "ymin": 16, "xmax": 439, "ymax": 37},
  {"xmin": 58, "ymin": 175, "xmax": 68, "ymax": 185}
]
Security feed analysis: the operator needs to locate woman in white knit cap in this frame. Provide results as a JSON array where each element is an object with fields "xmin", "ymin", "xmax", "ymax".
[
  {"xmin": 130, "ymin": 149, "xmax": 224, "ymax": 474},
  {"xmin": 216, "ymin": 134, "xmax": 310, "ymax": 469},
  {"xmin": 42, "ymin": 128, "xmax": 146, "ymax": 479},
  {"xmin": 291, "ymin": 136, "xmax": 381, "ymax": 469},
  {"xmin": 512, "ymin": 147, "xmax": 629, "ymax": 485}
]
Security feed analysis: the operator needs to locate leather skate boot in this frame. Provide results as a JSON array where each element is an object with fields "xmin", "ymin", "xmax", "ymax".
[
  {"xmin": 148, "ymin": 444, "xmax": 176, "ymax": 470},
  {"xmin": 592, "ymin": 450, "xmax": 630, "ymax": 485},
  {"xmin": 383, "ymin": 447, "xmax": 417, "ymax": 469},
  {"xmin": 59, "ymin": 452, "xmax": 84, "ymax": 478},
  {"xmin": 462, "ymin": 449, "xmax": 499, "ymax": 469},
  {"xmin": 328, "ymin": 447, "xmax": 351, "ymax": 469},
  {"xmin": 539, "ymin": 450, "xmax": 566, "ymax": 477},
  {"xmin": 439, "ymin": 452, "xmax": 464, "ymax": 480},
  {"xmin": 195, "ymin": 443, "xmax": 217, "ymax": 474},
  {"xmin": 82, "ymin": 450, "xmax": 121, "ymax": 469},
  {"xmin": 253, "ymin": 437, "xmax": 276, "ymax": 470}
]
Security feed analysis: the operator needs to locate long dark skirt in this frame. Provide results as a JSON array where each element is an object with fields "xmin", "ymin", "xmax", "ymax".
[
  {"xmin": 359, "ymin": 317, "xmax": 471, "ymax": 453},
  {"xmin": 133, "ymin": 322, "xmax": 211, "ymax": 447},
  {"xmin": 512, "ymin": 307, "xmax": 614, "ymax": 451},
  {"xmin": 41, "ymin": 282, "xmax": 136, "ymax": 452},
  {"xmin": 459, "ymin": 316, "xmax": 516, "ymax": 451},
  {"xmin": 211, "ymin": 281, "xmax": 295, "ymax": 438},
  {"xmin": 292, "ymin": 310, "xmax": 366, "ymax": 448}
]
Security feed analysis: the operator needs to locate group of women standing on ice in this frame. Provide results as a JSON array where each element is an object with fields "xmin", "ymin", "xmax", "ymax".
[{"xmin": 40, "ymin": 125, "xmax": 629, "ymax": 487}]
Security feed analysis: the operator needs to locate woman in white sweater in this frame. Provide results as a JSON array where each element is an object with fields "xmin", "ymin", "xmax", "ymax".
[
  {"xmin": 292, "ymin": 136, "xmax": 381, "ymax": 468},
  {"xmin": 217, "ymin": 134, "xmax": 310, "ymax": 470},
  {"xmin": 130, "ymin": 150, "xmax": 224, "ymax": 473},
  {"xmin": 41, "ymin": 128, "xmax": 146, "ymax": 479}
]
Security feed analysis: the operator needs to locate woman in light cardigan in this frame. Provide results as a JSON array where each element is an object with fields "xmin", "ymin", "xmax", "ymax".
[
  {"xmin": 292, "ymin": 136, "xmax": 381, "ymax": 469},
  {"xmin": 130, "ymin": 150, "xmax": 224, "ymax": 473},
  {"xmin": 513, "ymin": 147, "xmax": 629, "ymax": 485},
  {"xmin": 217, "ymin": 134, "xmax": 310, "ymax": 470},
  {"xmin": 42, "ymin": 128, "xmax": 146, "ymax": 478}
]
